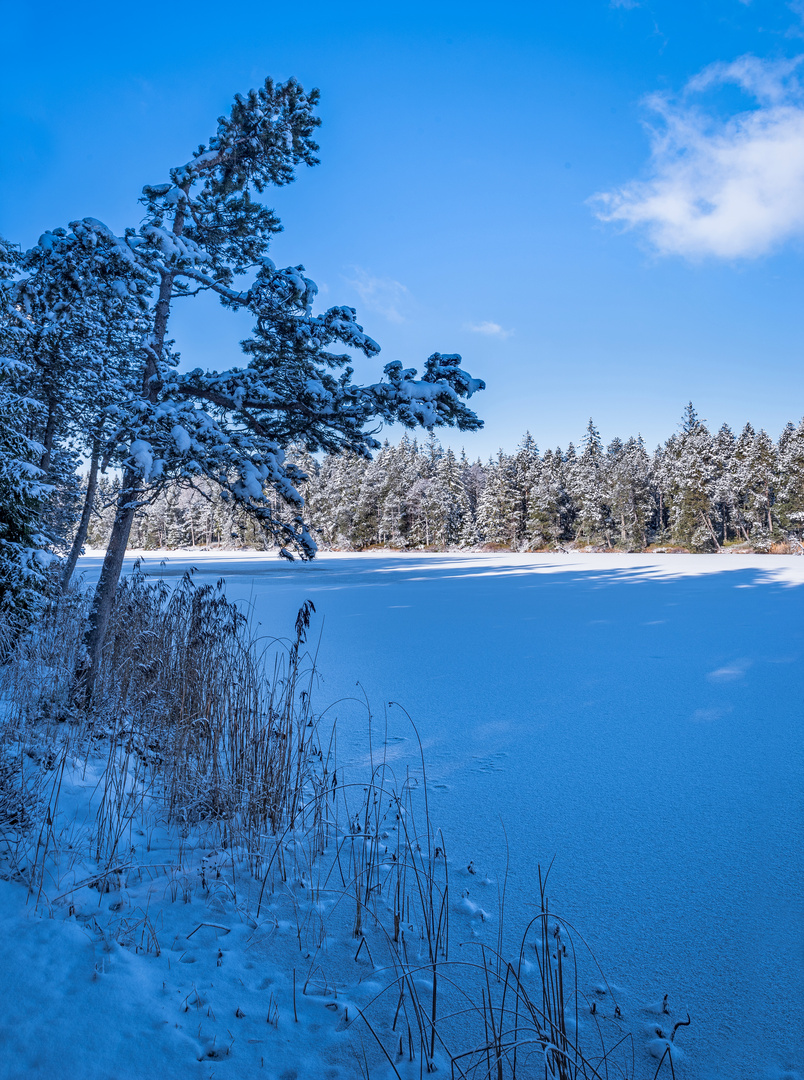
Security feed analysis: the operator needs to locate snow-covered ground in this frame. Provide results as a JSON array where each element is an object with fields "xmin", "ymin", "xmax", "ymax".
[{"xmin": 3, "ymin": 551, "xmax": 802, "ymax": 1080}]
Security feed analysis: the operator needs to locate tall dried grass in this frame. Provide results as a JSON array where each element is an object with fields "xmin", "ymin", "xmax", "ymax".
[{"xmin": 1, "ymin": 565, "xmax": 327, "ymax": 876}]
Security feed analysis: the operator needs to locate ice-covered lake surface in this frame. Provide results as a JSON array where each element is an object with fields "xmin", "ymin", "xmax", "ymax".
[{"xmin": 78, "ymin": 549, "xmax": 803, "ymax": 1080}]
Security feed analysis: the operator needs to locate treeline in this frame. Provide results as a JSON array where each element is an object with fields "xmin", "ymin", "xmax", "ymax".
[{"xmin": 88, "ymin": 405, "xmax": 804, "ymax": 554}]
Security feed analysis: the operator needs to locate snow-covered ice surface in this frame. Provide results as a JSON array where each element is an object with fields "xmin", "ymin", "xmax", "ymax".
[{"xmin": 4, "ymin": 550, "xmax": 803, "ymax": 1080}]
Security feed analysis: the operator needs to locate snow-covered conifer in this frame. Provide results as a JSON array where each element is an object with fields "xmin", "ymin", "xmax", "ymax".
[
  {"xmin": 664, "ymin": 405, "xmax": 722, "ymax": 550},
  {"xmin": 776, "ymin": 419, "xmax": 804, "ymax": 543},
  {"xmin": 76, "ymin": 77, "xmax": 484, "ymax": 695},
  {"xmin": 739, "ymin": 428, "xmax": 779, "ymax": 546},
  {"xmin": 476, "ymin": 451, "xmax": 518, "ymax": 547},
  {"xmin": 606, "ymin": 435, "xmax": 653, "ymax": 549},
  {"xmin": 434, "ymin": 447, "xmax": 472, "ymax": 546},
  {"xmin": 510, "ymin": 432, "xmax": 539, "ymax": 547},
  {"xmin": 710, "ymin": 423, "xmax": 738, "ymax": 545},
  {"xmin": 568, "ymin": 420, "xmax": 610, "ymax": 547},
  {"xmin": 0, "ymin": 238, "xmax": 54, "ymax": 649},
  {"xmin": 10, "ymin": 221, "xmax": 152, "ymax": 588},
  {"xmin": 525, "ymin": 448, "xmax": 567, "ymax": 548}
]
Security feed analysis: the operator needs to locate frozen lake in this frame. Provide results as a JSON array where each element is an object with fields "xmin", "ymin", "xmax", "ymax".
[{"xmin": 78, "ymin": 550, "xmax": 804, "ymax": 1080}]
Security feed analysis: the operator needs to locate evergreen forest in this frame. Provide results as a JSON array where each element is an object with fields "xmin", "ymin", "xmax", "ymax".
[{"xmin": 85, "ymin": 406, "xmax": 804, "ymax": 555}]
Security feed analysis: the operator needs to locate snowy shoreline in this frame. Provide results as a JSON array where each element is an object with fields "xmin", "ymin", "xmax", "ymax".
[{"xmin": 83, "ymin": 543, "xmax": 804, "ymax": 559}]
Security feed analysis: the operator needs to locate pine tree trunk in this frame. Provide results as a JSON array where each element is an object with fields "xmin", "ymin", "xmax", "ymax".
[
  {"xmin": 41, "ymin": 399, "xmax": 57, "ymax": 474},
  {"xmin": 74, "ymin": 466, "xmax": 142, "ymax": 703},
  {"xmin": 700, "ymin": 510, "xmax": 721, "ymax": 551},
  {"xmin": 77, "ymin": 192, "xmax": 187, "ymax": 705},
  {"xmin": 61, "ymin": 441, "xmax": 100, "ymax": 592}
]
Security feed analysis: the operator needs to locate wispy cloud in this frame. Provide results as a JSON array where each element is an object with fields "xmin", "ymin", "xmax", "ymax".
[
  {"xmin": 591, "ymin": 54, "xmax": 804, "ymax": 258},
  {"xmin": 466, "ymin": 320, "xmax": 514, "ymax": 339},
  {"xmin": 610, "ymin": 0, "xmax": 640, "ymax": 8},
  {"xmin": 344, "ymin": 266, "xmax": 410, "ymax": 323}
]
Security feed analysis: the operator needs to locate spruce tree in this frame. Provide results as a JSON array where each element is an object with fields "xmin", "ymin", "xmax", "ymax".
[
  {"xmin": 606, "ymin": 435, "xmax": 652, "ymax": 550},
  {"xmin": 0, "ymin": 238, "xmax": 53, "ymax": 650},
  {"xmin": 569, "ymin": 420, "xmax": 609, "ymax": 547},
  {"xmin": 457, "ymin": 452, "xmax": 484, "ymax": 546},
  {"xmin": 525, "ymin": 448, "xmax": 566, "ymax": 548},
  {"xmin": 665, "ymin": 405, "xmax": 721, "ymax": 550},
  {"xmin": 511, "ymin": 432, "xmax": 540, "ymax": 548},
  {"xmin": 476, "ymin": 451, "xmax": 518, "ymax": 547},
  {"xmin": 435, "ymin": 448, "xmax": 472, "ymax": 546},
  {"xmin": 776, "ymin": 419, "xmax": 804, "ymax": 543},
  {"xmin": 711, "ymin": 423, "xmax": 738, "ymax": 545},
  {"xmin": 732, "ymin": 423, "xmax": 757, "ymax": 542},
  {"xmin": 741, "ymin": 428, "xmax": 779, "ymax": 546}
]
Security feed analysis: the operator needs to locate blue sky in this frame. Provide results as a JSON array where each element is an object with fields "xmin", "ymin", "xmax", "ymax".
[{"xmin": 2, "ymin": 0, "xmax": 803, "ymax": 459}]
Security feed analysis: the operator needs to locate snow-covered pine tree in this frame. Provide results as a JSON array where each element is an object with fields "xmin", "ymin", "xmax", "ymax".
[
  {"xmin": 316, "ymin": 453, "xmax": 369, "ymax": 548},
  {"xmin": 406, "ymin": 437, "xmax": 462, "ymax": 548},
  {"xmin": 378, "ymin": 436, "xmax": 421, "ymax": 547},
  {"xmin": 650, "ymin": 442, "xmax": 672, "ymax": 544},
  {"xmin": 665, "ymin": 404, "xmax": 723, "ymax": 550},
  {"xmin": 739, "ymin": 427, "xmax": 779, "ymax": 548},
  {"xmin": 457, "ymin": 451, "xmax": 484, "ymax": 546},
  {"xmin": 525, "ymin": 448, "xmax": 567, "ymax": 548},
  {"xmin": 11, "ymin": 222, "xmax": 152, "ymax": 589},
  {"xmin": 710, "ymin": 423, "xmax": 738, "ymax": 545},
  {"xmin": 476, "ymin": 450, "xmax": 518, "ymax": 547},
  {"xmin": 731, "ymin": 422, "xmax": 757, "ymax": 542},
  {"xmin": 352, "ymin": 448, "xmax": 388, "ymax": 548},
  {"xmin": 776, "ymin": 418, "xmax": 804, "ymax": 544},
  {"xmin": 434, "ymin": 447, "xmax": 472, "ymax": 546},
  {"xmin": 407, "ymin": 474, "xmax": 443, "ymax": 547},
  {"xmin": 77, "ymin": 77, "xmax": 484, "ymax": 697},
  {"xmin": 421, "ymin": 431, "xmax": 444, "ymax": 477},
  {"xmin": 569, "ymin": 419, "xmax": 610, "ymax": 547},
  {"xmin": 511, "ymin": 432, "xmax": 539, "ymax": 548},
  {"xmin": 605, "ymin": 435, "xmax": 653, "ymax": 550},
  {"xmin": 561, "ymin": 444, "xmax": 578, "ymax": 540},
  {"xmin": 0, "ymin": 237, "xmax": 55, "ymax": 651}
]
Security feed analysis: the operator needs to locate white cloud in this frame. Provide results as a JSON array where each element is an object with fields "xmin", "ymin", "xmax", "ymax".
[
  {"xmin": 343, "ymin": 266, "xmax": 410, "ymax": 323},
  {"xmin": 466, "ymin": 320, "xmax": 514, "ymax": 339},
  {"xmin": 591, "ymin": 54, "xmax": 804, "ymax": 258},
  {"xmin": 610, "ymin": 0, "xmax": 640, "ymax": 8}
]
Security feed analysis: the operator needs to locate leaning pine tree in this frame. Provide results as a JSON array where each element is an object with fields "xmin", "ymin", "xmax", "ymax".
[{"xmin": 76, "ymin": 77, "xmax": 485, "ymax": 699}]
